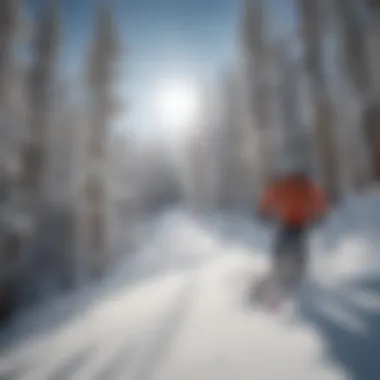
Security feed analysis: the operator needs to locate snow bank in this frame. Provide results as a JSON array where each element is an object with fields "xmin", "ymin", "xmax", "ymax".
[{"xmin": 311, "ymin": 188, "xmax": 380, "ymax": 286}]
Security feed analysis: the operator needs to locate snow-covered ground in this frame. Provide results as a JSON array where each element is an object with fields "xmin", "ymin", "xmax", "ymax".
[{"xmin": 1, "ymin": 192, "xmax": 380, "ymax": 380}]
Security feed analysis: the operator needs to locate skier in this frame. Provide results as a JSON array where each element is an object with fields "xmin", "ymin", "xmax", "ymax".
[{"xmin": 255, "ymin": 165, "xmax": 330, "ymax": 308}]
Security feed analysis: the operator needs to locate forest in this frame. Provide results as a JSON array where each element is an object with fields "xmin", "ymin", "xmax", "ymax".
[{"xmin": 0, "ymin": 0, "xmax": 379, "ymax": 325}]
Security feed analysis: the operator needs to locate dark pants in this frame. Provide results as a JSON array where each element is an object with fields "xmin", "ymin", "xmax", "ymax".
[{"xmin": 272, "ymin": 225, "xmax": 308, "ymax": 289}]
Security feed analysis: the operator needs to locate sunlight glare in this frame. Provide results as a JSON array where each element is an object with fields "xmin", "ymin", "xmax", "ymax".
[{"xmin": 154, "ymin": 78, "xmax": 200, "ymax": 134}]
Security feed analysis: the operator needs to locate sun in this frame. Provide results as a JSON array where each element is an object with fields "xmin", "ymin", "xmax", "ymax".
[{"xmin": 154, "ymin": 78, "xmax": 200, "ymax": 133}]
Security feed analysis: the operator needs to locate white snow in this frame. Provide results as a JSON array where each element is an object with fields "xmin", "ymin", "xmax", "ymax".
[{"xmin": 1, "ymin": 191, "xmax": 380, "ymax": 380}]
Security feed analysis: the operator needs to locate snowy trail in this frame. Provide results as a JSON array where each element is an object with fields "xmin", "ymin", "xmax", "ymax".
[
  {"xmin": 154, "ymin": 254, "xmax": 348, "ymax": 380},
  {"xmin": 0, "ymin": 271, "xmax": 195, "ymax": 380},
  {"xmin": 1, "ymin": 203, "xmax": 380, "ymax": 380}
]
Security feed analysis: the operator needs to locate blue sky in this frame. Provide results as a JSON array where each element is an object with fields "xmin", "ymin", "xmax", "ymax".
[{"xmin": 27, "ymin": 0, "xmax": 296, "ymax": 139}]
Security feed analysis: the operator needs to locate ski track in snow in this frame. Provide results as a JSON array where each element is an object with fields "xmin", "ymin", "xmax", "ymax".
[{"xmin": 1, "ymin": 193, "xmax": 380, "ymax": 380}]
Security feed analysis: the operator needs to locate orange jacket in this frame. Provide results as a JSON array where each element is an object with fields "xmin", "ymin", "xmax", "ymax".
[{"xmin": 258, "ymin": 175, "xmax": 329, "ymax": 227}]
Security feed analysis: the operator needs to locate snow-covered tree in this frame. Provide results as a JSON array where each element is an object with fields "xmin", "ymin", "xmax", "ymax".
[
  {"xmin": 216, "ymin": 68, "xmax": 247, "ymax": 210},
  {"xmin": 297, "ymin": 0, "xmax": 340, "ymax": 200},
  {"xmin": 240, "ymin": 0, "xmax": 275, "ymax": 193},
  {"xmin": 0, "ymin": 0, "xmax": 20, "ymax": 107},
  {"xmin": 0, "ymin": 0, "xmax": 61, "ymax": 316},
  {"xmin": 85, "ymin": 4, "xmax": 120, "ymax": 278},
  {"xmin": 330, "ymin": 0, "xmax": 374, "ymax": 189},
  {"xmin": 24, "ymin": 0, "xmax": 60, "ymax": 208},
  {"xmin": 181, "ymin": 78, "xmax": 224, "ymax": 212},
  {"xmin": 274, "ymin": 41, "xmax": 313, "ymax": 173},
  {"xmin": 360, "ymin": 0, "xmax": 380, "ymax": 183}
]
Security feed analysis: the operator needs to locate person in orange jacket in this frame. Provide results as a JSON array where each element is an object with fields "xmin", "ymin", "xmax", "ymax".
[{"xmin": 257, "ymin": 167, "xmax": 330, "ymax": 298}]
